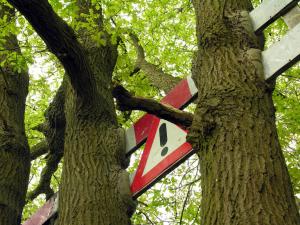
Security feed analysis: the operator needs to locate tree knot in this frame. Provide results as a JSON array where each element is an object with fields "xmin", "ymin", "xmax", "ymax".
[{"xmin": 186, "ymin": 97, "xmax": 220, "ymax": 151}]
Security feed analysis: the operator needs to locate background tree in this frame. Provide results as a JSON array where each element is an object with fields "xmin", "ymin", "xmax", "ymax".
[
  {"xmin": 0, "ymin": 2, "xmax": 30, "ymax": 224},
  {"xmin": 1, "ymin": 0, "xmax": 299, "ymax": 224},
  {"xmin": 8, "ymin": 0, "xmax": 135, "ymax": 224}
]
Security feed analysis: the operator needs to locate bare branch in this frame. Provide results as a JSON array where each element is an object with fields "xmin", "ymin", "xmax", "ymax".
[
  {"xmin": 27, "ymin": 150, "xmax": 62, "ymax": 201},
  {"xmin": 129, "ymin": 33, "xmax": 145, "ymax": 60},
  {"xmin": 112, "ymin": 84, "xmax": 193, "ymax": 128},
  {"xmin": 129, "ymin": 67, "xmax": 141, "ymax": 77},
  {"xmin": 179, "ymin": 183, "xmax": 192, "ymax": 225},
  {"xmin": 30, "ymin": 140, "xmax": 49, "ymax": 161},
  {"xmin": 129, "ymin": 33, "xmax": 181, "ymax": 93},
  {"xmin": 28, "ymin": 82, "xmax": 66, "ymax": 201}
]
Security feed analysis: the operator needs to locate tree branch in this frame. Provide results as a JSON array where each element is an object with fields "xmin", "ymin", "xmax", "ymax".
[
  {"xmin": 27, "ymin": 150, "xmax": 62, "ymax": 201},
  {"xmin": 129, "ymin": 33, "xmax": 181, "ymax": 93},
  {"xmin": 28, "ymin": 82, "xmax": 66, "ymax": 201},
  {"xmin": 112, "ymin": 84, "xmax": 193, "ymax": 128},
  {"xmin": 30, "ymin": 140, "xmax": 49, "ymax": 161},
  {"xmin": 32, "ymin": 122, "xmax": 48, "ymax": 134},
  {"xmin": 130, "ymin": 33, "xmax": 145, "ymax": 61},
  {"xmin": 7, "ymin": 0, "xmax": 97, "ymax": 102}
]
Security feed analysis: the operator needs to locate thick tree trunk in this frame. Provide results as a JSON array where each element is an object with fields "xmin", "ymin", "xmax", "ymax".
[
  {"xmin": 187, "ymin": 1, "xmax": 300, "ymax": 225},
  {"xmin": 59, "ymin": 48, "xmax": 132, "ymax": 225},
  {"xmin": 57, "ymin": 2, "xmax": 133, "ymax": 225},
  {"xmin": 7, "ymin": 0, "xmax": 134, "ymax": 224},
  {"xmin": 0, "ymin": 5, "xmax": 30, "ymax": 225}
]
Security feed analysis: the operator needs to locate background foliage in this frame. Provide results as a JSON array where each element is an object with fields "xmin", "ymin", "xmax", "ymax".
[{"xmin": 1, "ymin": 0, "xmax": 298, "ymax": 223}]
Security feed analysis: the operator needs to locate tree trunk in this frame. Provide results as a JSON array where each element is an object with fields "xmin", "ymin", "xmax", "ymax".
[
  {"xmin": 187, "ymin": 1, "xmax": 300, "ymax": 225},
  {"xmin": 59, "ymin": 50, "xmax": 132, "ymax": 225},
  {"xmin": 57, "ymin": 2, "xmax": 133, "ymax": 225},
  {"xmin": 0, "ymin": 4, "xmax": 30, "ymax": 225},
  {"xmin": 6, "ymin": 0, "xmax": 135, "ymax": 223}
]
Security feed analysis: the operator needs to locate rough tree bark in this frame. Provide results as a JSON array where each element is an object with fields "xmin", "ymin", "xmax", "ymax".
[
  {"xmin": 187, "ymin": 1, "xmax": 300, "ymax": 224},
  {"xmin": 7, "ymin": 0, "xmax": 300, "ymax": 224},
  {"xmin": 58, "ymin": 2, "xmax": 134, "ymax": 224},
  {"xmin": 0, "ymin": 4, "xmax": 30, "ymax": 225},
  {"xmin": 8, "ymin": 0, "xmax": 134, "ymax": 224}
]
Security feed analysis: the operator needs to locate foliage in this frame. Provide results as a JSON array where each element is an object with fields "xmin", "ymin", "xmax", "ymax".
[{"xmin": 1, "ymin": 0, "xmax": 298, "ymax": 223}]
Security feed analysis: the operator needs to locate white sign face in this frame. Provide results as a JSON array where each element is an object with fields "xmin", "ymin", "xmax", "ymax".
[
  {"xmin": 250, "ymin": 0, "xmax": 297, "ymax": 32},
  {"xmin": 263, "ymin": 22, "xmax": 300, "ymax": 80},
  {"xmin": 142, "ymin": 119, "xmax": 188, "ymax": 175}
]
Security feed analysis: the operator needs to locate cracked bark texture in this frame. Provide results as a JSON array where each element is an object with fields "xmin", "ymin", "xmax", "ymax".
[
  {"xmin": 8, "ymin": 0, "xmax": 133, "ymax": 224},
  {"xmin": 187, "ymin": 1, "xmax": 300, "ymax": 225},
  {"xmin": 60, "ymin": 26, "xmax": 131, "ymax": 225},
  {"xmin": 0, "ymin": 4, "xmax": 30, "ymax": 225}
]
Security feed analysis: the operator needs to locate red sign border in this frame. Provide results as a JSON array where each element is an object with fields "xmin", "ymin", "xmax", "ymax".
[{"xmin": 130, "ymin": 117, "xmax": 193, "ymax": 197}]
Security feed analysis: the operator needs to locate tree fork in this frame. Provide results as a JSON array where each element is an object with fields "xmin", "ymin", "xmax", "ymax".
[
  {"xmin": 7, "ymin": 0, "xmax": 97, "ymax": 102},
  {"xmin": 7, "ymin": 0, "xmax": 135, "ymax": 224}
]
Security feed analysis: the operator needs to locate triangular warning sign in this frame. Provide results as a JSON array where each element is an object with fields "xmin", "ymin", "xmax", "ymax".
[{"xmin": 130, "ymin": 117, "xmax": 193, "ymax": 197}]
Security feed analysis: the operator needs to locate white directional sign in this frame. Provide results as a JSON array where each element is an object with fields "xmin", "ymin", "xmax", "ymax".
[
  {"xmin": 130, "ymin": 2, "xmax": 300, "ymax": 199},
  {"xmin": 250, "ymin": 0, "xmax": 298, "ymax": 32},
  {"xmin": 263, "ymin": 22, "xmax": 300, "ymax": 80},
  {"xmin": 130, "ymin": 117, "xmax": 193, "ymax": 197},
  {"xmin": 283, "ymin": 5, "xmax": 300, "ymax": 29},
  {"xmin": 125, "ymin": 1, "xmax": 300, "ymax": 156}
]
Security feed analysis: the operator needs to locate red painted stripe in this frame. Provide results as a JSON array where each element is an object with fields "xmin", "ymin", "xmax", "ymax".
[
  {"xmin": 22, "ymin": 198, "xmax": 54, "ymax": 225},
  {"xmin": 160, "ymin": 78, "xmax": 192, "ymax": 108},
  {"xmin": 131, "ymin": 142, "xmax": 192, "ymax": 195},
  {"xmin": 133, "ymin": 114, "xmax": 155, "ymax": 145},
  {"xmin": 131, "ymin": 117, "xmax": 161, "ymax": 194}
]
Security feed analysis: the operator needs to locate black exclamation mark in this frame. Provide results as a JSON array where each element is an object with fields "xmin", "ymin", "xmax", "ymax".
[{"xmin": 159, "ymin": 123, "xmax": 168, "ymax": 156}]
